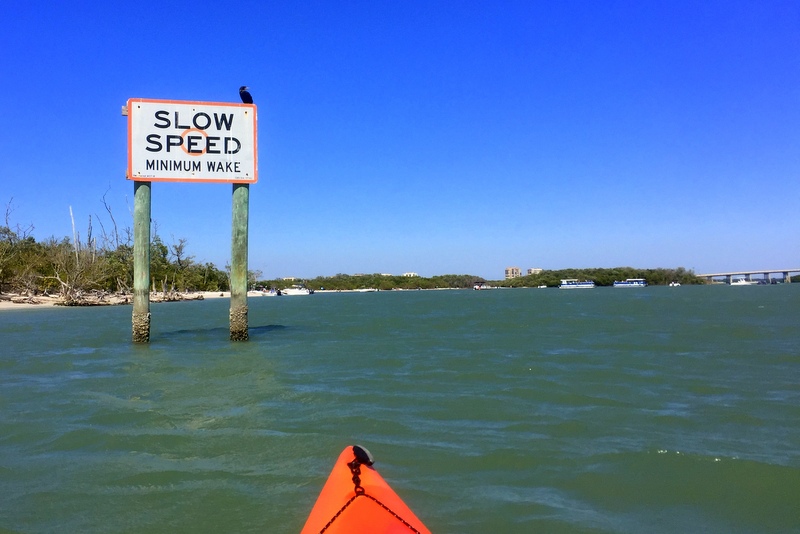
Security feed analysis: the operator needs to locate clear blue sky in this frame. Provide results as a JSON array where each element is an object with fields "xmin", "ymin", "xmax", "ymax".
[{"xmin": 2, "ymin": 1, "xmax": 798, "ymax": 280}]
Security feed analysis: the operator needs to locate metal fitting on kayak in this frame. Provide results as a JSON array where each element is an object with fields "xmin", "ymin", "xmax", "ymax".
[
  {"xmin": 352, "ymin": 445, "xmax": 374, "ymax": 467},
  {"xmin": 347, "ymin": 445, "xmax": 374, "ymax": 495}
]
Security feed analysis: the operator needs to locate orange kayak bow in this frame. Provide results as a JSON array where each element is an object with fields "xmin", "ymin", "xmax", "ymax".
[{"xmin": 300, "ymin": 445, "xmax": 431, "ymax": 534}]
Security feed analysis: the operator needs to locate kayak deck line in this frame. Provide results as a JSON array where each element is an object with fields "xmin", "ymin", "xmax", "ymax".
[
  {"xmin": 301, "ymin": 445, "xmax": 432, "ymax": 534},
  {"xmin": 321, "ymin": 492, "xmax": 424, "ymax": 534}
]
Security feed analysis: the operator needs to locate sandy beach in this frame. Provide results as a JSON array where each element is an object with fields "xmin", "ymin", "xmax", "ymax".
[
  {"xmin": 0, "ymin": 291, "xmax": 237, "ymax": 311},
  {"xmin": 0, "ymin": 294, "xmax": 62, "ymax": 310}
]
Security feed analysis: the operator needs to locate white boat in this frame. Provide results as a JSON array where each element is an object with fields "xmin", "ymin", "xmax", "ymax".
[
  {"xmin": 250, "ymin": 287, "xmax": 281, "ymax": 296},
  {"xmin": 559, "ymin": 279, "xmax": 595, "ymax": 289},
  {"xmin": 669, "ymin": 281, "xmax": 681, "ymax": 287},
  {"xmin": 730, "ymin": 278, "xmax": 757, "ymax": 286},
  {"xmin": 282, "ymin": 285, "xmax": 313, "ymax": 295},
  {"xmin": 613, "ymin": 278, "xmax": 647, "ymax": 288},
  {"xmin": 473, "ymin": 282, "xmax": 494, "ymax": 290}
]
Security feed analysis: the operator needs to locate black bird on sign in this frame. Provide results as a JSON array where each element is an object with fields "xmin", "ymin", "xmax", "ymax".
[{"xmin": 239, "ymin": 86, "xmax": 253, "ymax": 104}]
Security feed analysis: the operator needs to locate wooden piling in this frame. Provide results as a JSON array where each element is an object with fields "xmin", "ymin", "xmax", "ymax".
[
  {"xmin": 132, "ymin": 181, "xmax": 151, "ymax": 343},
  {"xmin": 230, "ymin": 183, "xmax": 249, "ymax": 341}
]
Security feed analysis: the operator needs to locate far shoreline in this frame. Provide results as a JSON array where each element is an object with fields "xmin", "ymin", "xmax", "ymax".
[{"xmin": 0, "ymin": 288, "xmax": 470, "ymax": 311}]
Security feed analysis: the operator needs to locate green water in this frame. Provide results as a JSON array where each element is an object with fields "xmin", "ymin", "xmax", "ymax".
[{"xmin": 1, "ymin": 286, "xmax": 798, "ymax": 533}]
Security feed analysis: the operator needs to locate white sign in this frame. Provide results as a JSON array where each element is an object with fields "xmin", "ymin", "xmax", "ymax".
[{"xmin": 127, "ymin": 98, "xmax": 257, "ymax": 183}]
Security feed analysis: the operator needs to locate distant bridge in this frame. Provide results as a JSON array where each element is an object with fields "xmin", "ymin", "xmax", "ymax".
[{"xmin": 696, "ymin": 269, "xmax": 799, "ymax": 284}]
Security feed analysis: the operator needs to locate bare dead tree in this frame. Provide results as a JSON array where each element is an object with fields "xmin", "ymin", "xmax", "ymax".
[
  {"xmin": 102, "ymin": 189, "xmax": 121, "ymax": 249},
  {"xmin": 40, "ymin": 208, "xmax": 112, "ymax": 304}
]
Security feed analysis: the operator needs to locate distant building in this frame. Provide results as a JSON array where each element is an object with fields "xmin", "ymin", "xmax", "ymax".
[
  {"xmin": 527, "ymin": 268, "xmax": 543, "ymax": 275},
  {"xmin": 402, "ymin": 272, "xmax": 419, "ymax": 277},
  {"xmin": 282, "ymin": 277, "xmax": 298, "ymax": 281},
  {"xmin": 505, "ymin": 267, "xmax": 521, "ymax": 279}
]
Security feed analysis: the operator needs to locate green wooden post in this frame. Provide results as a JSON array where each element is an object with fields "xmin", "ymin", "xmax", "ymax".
[
  {"xmin": 230, "ymin": 183, "xmax": 249, "ymax": 341},
  {"xmin": 132, "ymin": 181, "xmax": 151, "ymax": 343}
]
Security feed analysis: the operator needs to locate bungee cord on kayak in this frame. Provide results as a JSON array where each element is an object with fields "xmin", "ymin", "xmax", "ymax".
[{"xmin": 301, "ymin": 445, "xmax": 431, "ymax": 534}]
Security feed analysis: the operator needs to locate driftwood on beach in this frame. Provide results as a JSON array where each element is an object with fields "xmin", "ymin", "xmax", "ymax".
[
  {"xmin": 58, "ymin": 291, "xmax": 206, "ymax": 306},
  {"xmin": 0, "ymin": 291, "xmax": 205, "ymax": 308}
]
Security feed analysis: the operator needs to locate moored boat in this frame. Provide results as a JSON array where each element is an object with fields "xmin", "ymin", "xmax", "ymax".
[
  {"xmin": 282, "ymin": 285, "xmax": 313, "ymax": 295},
  {"xmin": 559, "ymin": 279, "xmax": 595, "ymax": 289},
  {"xmin": 250, "ymin": 288, "xmax": 281, "ymax": 296},
  {"xmin": 730, "ymin": 278, "xmax": 758, "ymax": 286},
  {"xmin": 473, "ymin": 282, "xmax": 494, "ymax": 290},
  {"xmin": 613, "ymin": 278, "xmax": 647, "ymax": 288}
]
